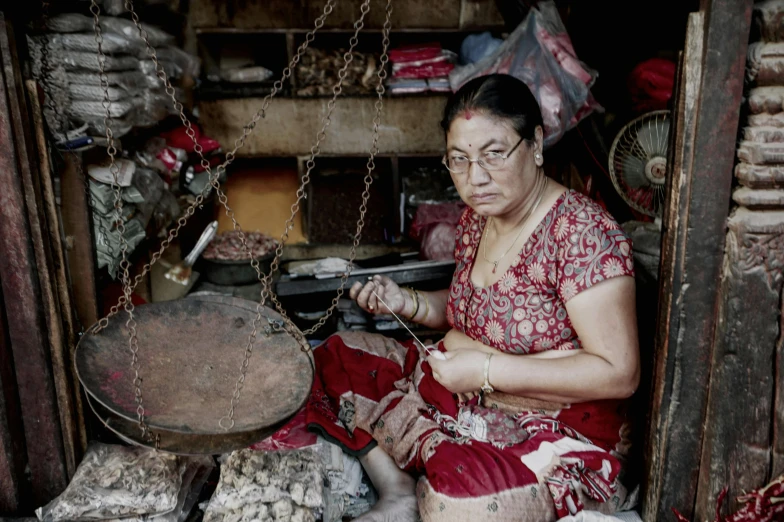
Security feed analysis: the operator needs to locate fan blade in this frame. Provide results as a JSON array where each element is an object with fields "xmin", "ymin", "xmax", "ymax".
[
  {"xmin": 619, "ymin": 155, "xmax": 649, "ymax": 189},
  {"xmin": 636, "ymin": 119, "xmax": 670, "ymax": 158}
]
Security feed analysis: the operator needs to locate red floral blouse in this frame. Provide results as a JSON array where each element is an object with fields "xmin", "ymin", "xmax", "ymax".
[{"xmin": 446, "ymin": 190, "xmax": 635, "ymax": 354}]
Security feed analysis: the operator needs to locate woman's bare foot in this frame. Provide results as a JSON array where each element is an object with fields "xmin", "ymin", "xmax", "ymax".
[
  {"xmin": 353, "ymin": 491, "xmax": 418, "ymax": 522},
  {"xmin": 356, "ymin": 447, "xmax": 419, "ymax": 522}
]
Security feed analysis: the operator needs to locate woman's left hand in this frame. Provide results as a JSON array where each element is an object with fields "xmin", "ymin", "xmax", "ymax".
[{"xmin": 427, "ymin": 350, "xmax": 487, "ymax": 394}]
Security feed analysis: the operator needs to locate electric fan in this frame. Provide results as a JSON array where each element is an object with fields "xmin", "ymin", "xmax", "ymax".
[{"xmin": 608, "ymin": 110, "xmax": 671, "ymax": 218}]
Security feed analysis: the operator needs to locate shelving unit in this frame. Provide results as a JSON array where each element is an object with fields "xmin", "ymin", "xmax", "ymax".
[{"xmin": 192, "ymin": 0, "xmax": 503, "ymax": 245}]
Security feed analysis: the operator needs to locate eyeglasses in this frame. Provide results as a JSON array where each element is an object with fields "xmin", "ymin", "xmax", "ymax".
[{"xmin": 442, "ymin": 137, "xmax": 525, "ymax": 174}]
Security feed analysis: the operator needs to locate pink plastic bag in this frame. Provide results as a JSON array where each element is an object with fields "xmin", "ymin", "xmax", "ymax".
[
  {"xmin": 449, "ymin": 1, "xmax": 601, "ymax": 148},
  {"xmin": 249, "ymin": 409, "xmax": 318, "ymax": 452}
]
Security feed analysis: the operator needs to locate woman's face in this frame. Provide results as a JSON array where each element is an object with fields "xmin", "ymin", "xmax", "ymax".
[{"xmin": 445, "ymin": 111, "xmax": 543, "ymax": 218}]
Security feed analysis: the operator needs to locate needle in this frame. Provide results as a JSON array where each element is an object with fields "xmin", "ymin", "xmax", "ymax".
[{"xmin": 371, "ymin": 289, "xmax": 444, "ymax": 359}]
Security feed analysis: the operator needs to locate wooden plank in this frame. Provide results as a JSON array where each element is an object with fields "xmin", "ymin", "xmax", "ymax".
[
  {"xmin": 189, "ymin": 0, "xmax": 307, "ymax": 29},
  {"xmin": 642, "ymin": 15, "xmax": 701, "ymax": 519},
  {"xmin": 199, "ymin": 95, "xmax": 448, "ymax": 157},
  {"xmin": 27, "ymin": 80, "xmax": 87, "ymax": 476},
  {"xmin": 0, "ymin": 283, "xmax": 25, "ymax": 513},
  {"xmin": 695, "ymin": 209, "xmax": 784, "ymax": 516},
  {"xmin": 59, "ymin": 152, "xmax": 99, "ymax": 329},
  {"xmin": 310, "ymin": 0, "xmax": 461, "ymax": 29},
  {"xmin": 642, "ymin": 0, "xmax": 754, "ymax": 517},
  {"xmin": 0, "ymin": 13, "xmax": 67, "ymax": 505},
  {"xmin": 459, "ymin": 0, "xmax": 505, "ymax": 29}
]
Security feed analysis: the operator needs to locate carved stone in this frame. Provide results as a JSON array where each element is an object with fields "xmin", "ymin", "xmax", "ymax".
[
  {"xmin": 748, "ymin": 112, "xmax": 784, "ymax": 127},
  {"xmin": 736, "ymin": 162, "xmax": 784, "ymax": 188},
  {"xmin": 696, "ymin": 209, "xmax": 784, "ymax": 516},
  {"xmin": 744, "ymin": 125, "xmax": 784, "ymax": 142},
  {"xmin": 733, "ymin": 186, "xmax": 784, "ymax": 208},
  {"xmin": 737, "ymin": 140, "xmax": 784, "ymax": 164},
  {"xmin": 753, "ymin": 0, "xmax": 784, "ymax": 43},
  {"xmin": 747, "ymin": 42, "xmax": 784, "ymax": 85},
  {"xmin": 748, "ymin": 86, "xmax": 784, "ymax": 113}
]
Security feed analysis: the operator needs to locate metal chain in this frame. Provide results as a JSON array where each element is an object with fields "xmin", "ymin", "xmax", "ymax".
[
  {"xmin": 90, "ymin": 0, "xmax": 157, "ymax": 447},
  {"xmin": 92, "ymin": 0, "xmax": 337, "ymax": 331},
  {"xmin": 220, "ymin": 0, "xmax": 382, "ymax": 431},
  {"xmin": 91, "ymin": 0, "xmax": 391, "ymax": 433},
  {"xmin": 267, "ymin": 0, "xmax": 393, "ymax": 335}
]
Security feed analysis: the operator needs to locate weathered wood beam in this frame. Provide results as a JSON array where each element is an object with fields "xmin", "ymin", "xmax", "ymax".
[
  {"xmin": 642, "ymin": 0, "xmax": 753, "ymax": 519},
  {"xmin": 0, "ymin": 13, "xmax": 67, "ymax": 505}
]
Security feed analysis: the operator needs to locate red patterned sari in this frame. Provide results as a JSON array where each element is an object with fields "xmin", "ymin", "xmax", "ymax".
[{"xmin": 306, "ymin": 190, "xmax": 636, "ymax": 521}]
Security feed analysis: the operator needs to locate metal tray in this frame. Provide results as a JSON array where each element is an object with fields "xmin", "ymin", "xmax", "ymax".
[{"xmin": 75, "ymin": 295, "xmax": 313, "ymax": 454}]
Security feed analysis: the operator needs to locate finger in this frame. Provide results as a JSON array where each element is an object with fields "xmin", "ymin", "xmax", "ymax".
[
  {"xmin": 375, "ymin": 284, "xmax": 389, "ymax": 313},
  {"xmin": 357, "ymin": 281, "xmax": 378, "ymax": 311},
  {"xmin": 349, "ymin": 281, "xmax": 363, "ymax": 300}
]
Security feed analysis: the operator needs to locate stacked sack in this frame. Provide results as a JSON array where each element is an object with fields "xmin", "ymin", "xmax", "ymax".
[
  {"xmin": 86, "ymin": 156, "xmax": 179, "ymax": 276},
  {"xmin": 386, "ymin": 43, "xmax": 457, "ymax": 95},
  {"xmin": 28, "ymin": 13, "xmax": 200, "ymax": 140}
]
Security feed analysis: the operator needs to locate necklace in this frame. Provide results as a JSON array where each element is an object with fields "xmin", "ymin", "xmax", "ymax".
[{"xmin": 481, "ymin": 178, "xmax": 548, "ymax": 274}]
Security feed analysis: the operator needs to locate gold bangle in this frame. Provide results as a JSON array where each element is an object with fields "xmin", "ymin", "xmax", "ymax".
[
  {"xmin": 419, "ymin": 290, "xmax": 430, "ymax": 321},
  {"xmin": 481, "ymin": 354, "xmax": 495, "ymax": 394},
  {"xmin": 405, "ymin": 287, "xmax": 419, "ymax": 321}
]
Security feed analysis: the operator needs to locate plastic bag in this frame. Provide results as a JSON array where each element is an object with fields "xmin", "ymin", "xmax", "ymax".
[
  {"xmin": 101, "ymin": 16, "xmax": 174, "ymax": 47},
  {"xmin": 459, "ymin": 31, "xmax": 503, "ymax": 65},
  {"xmin": 68, "ymin": 98, "xmax": 135, "ymax": 119},
  {"xmin": 449, "ymin": 0, "xmax": 601, "ymax": 148},
  {"xmin": 68, "ymin": 70, "xmax": 149, "ymax": 92},
  {"xmin": 68, "ymin": 84, "xmax": 128, "ymax": 101},
  {"xmin": 221, "ymin": 66, "xmax": 274, "ymax": 83},
  {"xmin": 203, "ymin": 448, "xmax": 324, "ymax": 522},
  {"xmin": 44, "ymin": 13, "xmax": 94, "ymax": 33},
  {"xmin": 63, "ymin": 52, "xmax": 139, "ymax": 72},
  {"xmin": 35, "ymin": 443, "xmax": 183, "ymax": 522},
  {"xmin": 35, "ymin": 33, "xmax": 146, "ymax": 56}
]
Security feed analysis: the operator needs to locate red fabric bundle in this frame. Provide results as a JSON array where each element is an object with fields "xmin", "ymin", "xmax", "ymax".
[
  {"xmin": 393, "ymin": 61, "xmax": 455, "ymax": 79},
  {"xmin": 389, "ymin": 43, "xmax": 443, "ymax": 64},
  {"xmin": 628, "ymin": 58, "xmax": 677, "ymax": 113}
]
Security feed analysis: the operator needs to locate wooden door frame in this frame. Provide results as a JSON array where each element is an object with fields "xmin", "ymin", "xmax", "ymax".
[{"xmin": 642, "ymin": 0, "xmax": 754, "ymax": 520}]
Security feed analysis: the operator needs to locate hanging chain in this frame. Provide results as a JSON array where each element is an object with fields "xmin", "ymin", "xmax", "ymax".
[
  {"xmin": 88, "ymin": 0, "xmax": 391, "ymax": 434},
  {"xmin": 266, "ymin": 0, "xmax": 393, "ymax": 336},
  {"xmin": 219, "ymin": 0, "xmax": 391, "ymax": 430},
  {"xmin": 91, "ymin": 0, "xmax": 337, "ymax": 331},
  {"xmin": 90, "ymin": 0, "xmax": 157, "ymax": 447}
]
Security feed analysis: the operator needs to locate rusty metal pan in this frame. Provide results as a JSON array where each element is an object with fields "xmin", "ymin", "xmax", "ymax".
[{"xmin": 75, "ymin": 295, "xmax": 313, "ymax": 454}]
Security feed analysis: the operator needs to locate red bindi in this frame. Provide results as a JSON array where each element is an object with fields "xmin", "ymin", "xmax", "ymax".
[{"xmin": 464, "ymin": 110, "xmax": 473, "ymax": 120}]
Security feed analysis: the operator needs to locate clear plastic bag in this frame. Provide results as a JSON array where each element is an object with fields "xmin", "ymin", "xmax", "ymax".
[
  {"xmin": 203, "ymin": 449, "xmax": 323, "ymax": 522},
  {"xmin": 67, "ymin": 98, "xmax": 135, "ymax": 119},
  {"xmin": 45, "ymin": 13, "xmax": 94, "ymax": 33},
  {"xmin": 68, "ymin": 70, "xmax": 150, "ymax": 92},
  {"xmin": 34, "ymin": 33, "xmax": 146, "ymax": 56},
  {"xmin": 35, "ymin": 443, "xmax": 183, "ymax": 522},
  {"xmin": 221, "ymin": 66, "xmax": 274, "ymax": 83},
  {"xmin": 63, "ymin": 52, "xmax": 139, "ymax": 72},
  {"xmin": 68, "ymin": 84, "xmax": 128, "ymax": 101},
  {"xmin": 100, "ymin": 16, "xmax": 175, "ymax": 47},
  {"xmin": 138, "ymin": 47, "xmax": 200, "ymax": 81},
  {"xmin": 449, "ymin": 0, "xmax": 601, "ymax": 148}
]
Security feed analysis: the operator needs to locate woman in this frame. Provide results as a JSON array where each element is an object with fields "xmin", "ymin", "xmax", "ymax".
[{"xmin": 305, "ymin": 74, "xmax": 639, "ymax": 521}]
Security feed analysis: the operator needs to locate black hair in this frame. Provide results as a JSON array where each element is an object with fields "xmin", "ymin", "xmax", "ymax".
[{"xmin": 441, "ymin": 74, "xmax": 544, "ymax": 141}]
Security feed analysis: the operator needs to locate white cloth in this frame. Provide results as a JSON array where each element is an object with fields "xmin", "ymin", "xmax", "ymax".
[{"xmin": 558, "ymin": 510, "xmax": 643, "ymax": 522}]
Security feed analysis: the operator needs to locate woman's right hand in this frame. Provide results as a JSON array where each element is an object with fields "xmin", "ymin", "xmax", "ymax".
[{"xmin": 349, "ymin": 275, "xmax": 407, "ymax": 315}]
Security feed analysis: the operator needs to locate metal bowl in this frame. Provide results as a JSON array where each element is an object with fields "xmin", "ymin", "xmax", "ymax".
[{"xmin": 75, "ymin": 295, "xmax": 313, "ymax": 455}]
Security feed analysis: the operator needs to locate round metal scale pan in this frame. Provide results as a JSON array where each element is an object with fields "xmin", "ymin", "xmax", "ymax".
[{"xmin": 75, "ymin": 295, "xmax": 314, "ymax": 455}]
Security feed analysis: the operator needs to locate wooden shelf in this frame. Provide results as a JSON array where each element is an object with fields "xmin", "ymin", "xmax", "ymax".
[
  {"xmin": 195, "ymin": 26, "xmax": 505, "ymax": 35},
  {"xmin": 189, "ymin": 0, "xmax": 503, "ymax": 31},
  {"xmin": 199, "ymin": 94, "xmax": 448, "ymax": 157}
]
